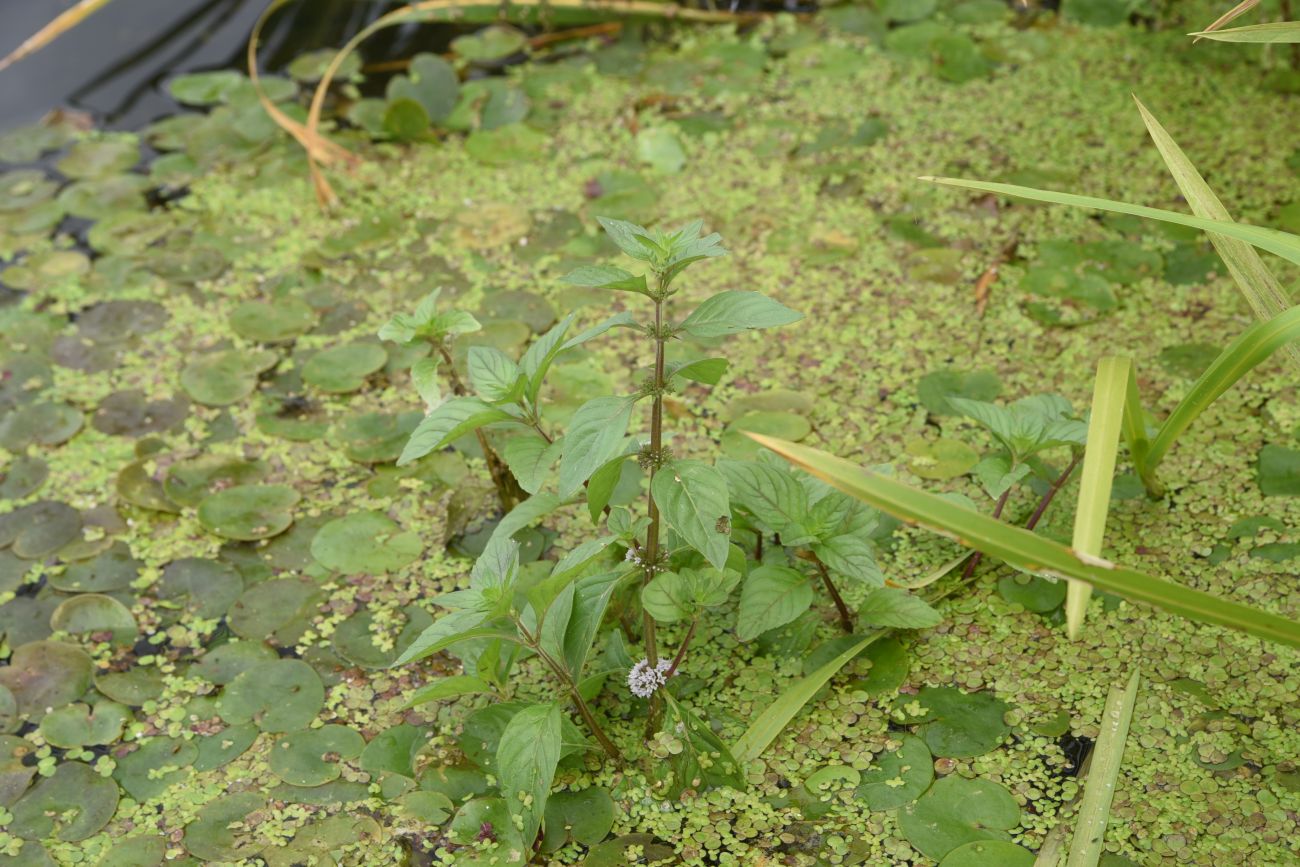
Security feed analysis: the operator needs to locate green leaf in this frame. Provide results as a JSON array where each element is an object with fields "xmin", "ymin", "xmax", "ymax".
[
  {"xmin": 668, "ymin": 357, "xmax": 729, "ymax": 386},
  {"xmin": 948, "ymin": 394, "xmax": 1085, "ymax": 460},
  {"xmin": 1190, "ymin": 21, "xmax": 1300, "ymax": 42},
  {"xmin": 660, "ymin": 694, "xmax": 746, "ymax": 799},
  {"xmin": 1066, "ymin": 357, "xmax": 1129, "ymax": 638},
  {"xmin": 562, "ymin": 264, "xmax": 651, "ymax": 297},
  {"xmin": 856, "ymin": 587, "xmax": 942, "ymax": 629},
  {"xmin": 718, "ymin": 458, "xmax": 809, "ymax": 539},
  {"xmin": 973, "ymin": 454, "xmax": 1031, "ymax": 500},
  {"xmin": 923, "ymin": 176, "xmax": 1300, "ymax": 268},
  {"xmin": 410, "ymin": 357, "xmax": 441, "ymax": 409},
  {"xmin": 484, "ymin": 494, "xmax": 563, "ymax": 553},
  {"xmin": 906, "ymin": 686, "xmax": 1011, "ymax": 758},
  {"xmin": 394, "ymin": 617, "xmax": 516, "ymax": 666},
  {"xmin": 502, "ymin": 435, "xmax": 561, "ymax": 495},
  {"xmin": 562, "ymin": 571, "xmax": 632, "ymax": 677},
  {"xmin": 587, "ymin": 455, "xmax": 629, "ymax": 522},
  {"xmin": 651, "ymin": 460, "xmax": 732, "ymax": 569},
  {"xmin": 751, "ymin": 434, "xmax": 1300, "ymax": 648},
  {"xmin": 398, "ymin": 398, "xmax": 514, "ymax": 466},
  {"xmin": 1067, "ymin": 670, "xmax": 1139, "ymax": 867},
  {"xmin": 1258, "ymin": 444, "xmax": 1300, "ymax": 496},
  {"xmin": 595, "ymin": 216, "xmax": 661, "ymax": 262},
  {"xmin": 736, "ymin": 564, "xmax": 813, "ymax": 641},
  {"xmin": 1134, "ymin": 97, "xmax": 1300, "ymax": 370},
  {"xmin": 559, "ymin": 397, "xmax": 635, "ymax": 498},
  {"xmin": 811, "ymin": 532, "xmax": 884, "ymax": 586},
  {"xmin": 679, "ymin": 290, "xmax": 803, "ymax": 338},
  {"xmin": 642, "ymin": 567, "xmax": 741, "ymax": 623},
  {"xmin": 402, "ymin": 675, "xmax": 493, "ymax": 709},
  {"xmin": 466, "ymin": 346, "xmax": 523, "ymax": 404},
  {"xmin": 899, "ymin": 776, "xmax": 1020, "ymax": 861},
  {"xmin": 496, "ymin": 702, "xmax": 562, "ymax": 846}
]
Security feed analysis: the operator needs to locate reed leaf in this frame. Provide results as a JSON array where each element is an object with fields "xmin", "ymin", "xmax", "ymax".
[
  {"xmin": 1190, "ymin": 21, "xmax": 1300, "ymax": 42},
  {"xmin": 1195, "ymin": 0, "xmax": 1261, "ymax": 40},
  {"xmin": 0, "ymin": 0, "xmax": 115, "ymax": 72},
  {"xmin": 1067, "ymin": 670, "xmax": 1141, "ymax": 867},
  {"xmin": 749, "ymin": 434, "xmax": 1300, "ymax": 649}
]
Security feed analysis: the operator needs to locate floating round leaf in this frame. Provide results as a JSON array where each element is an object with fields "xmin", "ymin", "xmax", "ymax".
[
  {"xmin": 262, "ymin": 816, "xmax": 383, "ymax": 867},
  {"xmin": 218, "ymin": 659, "xmax": 324, "ymax": 732},
  {"xmin": 452, "ymin": 25, "xmax": 528, "ymax": 63},
  {"xmin": 451, "ymin": 203, "xmax": 532, "ymax": 250},
  {"xmin": 94, "ymin": 667, "xmax": 165, "ymax": 706},
  {"xmin": 0, "ymin": 734, "xmax": 35, "ymax": 805},
  {"xmin": 8, "ymin": 761, "xmax": 119, "ymax": 842},
  {"xmin": 49, "ymin": 541, "xmax": 139, "ymax": 593},
  {"xmin": 541, "ymin": 786, "xmax": 617, "ymax": 852},
  {"xmin": 332, "ymin": 410, "xmax": 421, "ymax": 464},
  {"xmin": 96, "ymin": 836, "xmax": 168, "ymax": 867},
  {"xmin": 310, "ymin": 511, "xmax": 422, "ymax": 574},
  {"xmin": 302, "ymin": 343, "xmax": 388, "ymax": 393},
  {"xmin": 359, "ymin": 723, "xmax": 427, "ymax": 778},
  {"xmin": 0, "ymin": 598, "xmax": 58, "ymax": 649},
  {"xmin": 193, "ymin": 723, "xmax": 259, "ymax": 772},
  {"xmin": 855, "ymin": 734, "xmax": 934, "ymax": 810},
  {"xmin": 0, "ymin": 455, "xmax": 47, "ymax": 500},
  {"xmin": 57, "ymin": 174, "xmax": 150, "ymax": 220},
  {"xmin": 448, "ymin": 796, "xmax": 524, "ymax": 849},
  {"xmin": 1, "ymin": 251, "xmax": 90, "ymax": 291},
  {"xmin": 164, "ymin": 455, "xmax": 269, "ymax": 508},
  {"xmin": 0, "ymin": 640, "xmax": 93, "ymax": 723},
  {"xmin": 180, "ymin": 349, "xmax": 278, "ymax": 407},
  {"xmin": 908, "ymin": 686, "xmax": 1012, "ymax": 758},
  {"xmin": 0, "ymin": 687, "xmax": 18, "ymax": 735},
  {"xmin": 116, "ymin": 460, "xmax": 181, "ymax": 514},
  {"xmin": 722, "ymin": 411, "xmax": 811, "ymax": 459},
  {"xmin": 997, "ymin": 573, "xmax": 1066, "ymax": 613},
  {"xmin": 269, "ymin": 725, "xmax": 366, "ymax": 786},
  {"xmin": 905, "ymin": 437, "xmax": 979, "ymax": 481},
  {"xmin": 155, "ymin": 557, "xmax": 244, "ymax": 620},
  {"xmin": 56, "ymin": 137, "xmax": 140, "ymax": 179},
  {"xmin": 38, "ymin": 700, "xmax": 129, "ymax": 748},
  {"xmin": 229, "ymin": 298, "xmax": 317, "ymax": 343},
  {"xmin": 190, "ymin": 640, "xmax": 278, "ymax": 685},
  {"xmin": 92, "ymin": 390, "xmax": 188, "ymax": 437},
  {"xmin": 197, "ymin": 484, "xmax": 299, "ymax": 541},
  {"xmin": 581, "ymin": 834, "xmax": 679, "ymax": 867},
  {"xmin": 898, "ymin": 776, "xmax": 1020, "ymax": 861},
  {"xmin": 228, "ymin": 577, "xmax": 323, "ymax": 644},
  {"xmin": 50, "ymin": 593, "xmax": 138, "ymax": 643},
  {"xmin": 939, "ymin": 841, "xmax": 1035, "ymax": 867},
  {"xmin": 182, "ymin": 792, "xmax": 267, "ymax": 862},
  {"xmin": 0, "ymin": 401, "xmax": 83, "ymax": 450},
  {"xmin": 0, "ymin": 170, "xmax": 58, "ymax": 210}
]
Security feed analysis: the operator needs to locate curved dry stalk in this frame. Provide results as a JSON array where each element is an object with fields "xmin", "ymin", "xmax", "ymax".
[
  {"xmin": 1196, "ymin": 0, "xmax": 1261, "ymax": 41},
  {"xmin": 0, "ymin": 0, "xmax": 116, "ymax": 73},
  {"xmin": 248, "ymin": 0, "xmax": 752, "ymax": 206}
]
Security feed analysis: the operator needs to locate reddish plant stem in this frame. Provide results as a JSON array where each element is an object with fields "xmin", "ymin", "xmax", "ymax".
[
  {"xmin": 814, "ymin": 557, "xmax": 855, "ymax": 633},
  {"xmin": 439, "ymin": 345, "xmax": 525, "ymax": 510},
  {"xmin": 642, "ymin": 293, "xmax": 667, "ymax": 735},
  {"xmin": 665, "ymin": 619, "xmax": 697, "ymax": 677},
  {"xmin": 962, "ymin": 451, "xmax": 1084, "ymax": 577}
]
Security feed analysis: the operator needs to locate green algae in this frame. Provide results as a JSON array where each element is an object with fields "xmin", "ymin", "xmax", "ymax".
[{"xmin": 0, "ymin": 1, "xmax": 1296, "ymax": 864}]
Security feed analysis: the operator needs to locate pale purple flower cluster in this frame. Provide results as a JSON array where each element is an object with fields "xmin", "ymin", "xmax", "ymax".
[{"xmin": 627, "ymin": 658, "xmax": 672, "ymax": 698}]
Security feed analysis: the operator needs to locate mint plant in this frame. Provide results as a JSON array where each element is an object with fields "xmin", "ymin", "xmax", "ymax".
[
  {"xmin": 378, "ymin": 289, "xmax": 527, "ymax": 509},
  {"xmin": 390, "ymin": 217, "xmax": 805, "ymax": 848}
]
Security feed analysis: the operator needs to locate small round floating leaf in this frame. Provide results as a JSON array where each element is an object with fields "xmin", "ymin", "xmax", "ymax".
[
  {"xmin": 310, "ymin": 511, "xmax": 422, "ymax": 574},
  {"xmin": 56, "ymin": 137, "xmax": 140, "ymax": 179},
  {"xmin": 229, "ymin": 298, "xmax": 317, "ymax": 343},
  {"xmin": 50, "ymin": 593, "xmax": 138, "ymax": 643},
  {"xmin": 228, "ymin": 577, "xmax": 323, "ymax": 643},
  {"xmin": 114, "ymin": 736, "xmax": 198, "ymax": 802},
  {"xmin": 182, "ymin": 792, "xmax": 267, "ymax": 862},
  {"xmin": 302, "ymin": 343, "xmax": 388, "ymax": 394},
  {"xmin": 0, "ymin": 402, "xmax": 83, "ymax": 450},
  {"xmin": 262, "ymin": 816, "xmax": 383, "ymax": 867},
  {"xmin": 899, "ymin": 776, "xmax": 1020, "ymax": 861},
  {"xmin": 0, "ymin": 688, "xmax": 19, "ymax": 735},
  {"xmin": 359, "ymin": 724, "xmax": 427, "ymax": 778},
  {"xmin": 266, "ymin": 780, "xmax": 369, "ymax": 806},
  {"xmin": 854, "ymin": 734, "xmax": 933, "ymax": 810},
  {"xmin": 0, "ymin": 640, "xmax": 93, "ymax": 723},
  {"xmin": 218, "ymin": 659, "xmax": 324, "ymax": 732},
  {"xmin": 116, "ymin": 461, "xmax": 181, "ymax": 513},
  {"xmin": 910, "ymin": 686, "xmax": 1012, "ymax": 758},
  {"xmin": 96, "ymin": 836, "xmax": 168, "ymax": 867},
  {"xmin": 39, "ymin": 700, "xmax": 129, "ymax": 748},
  {"xmin": 94, "ymin": 668, "xmax": 165, "ymax": 706},
  {"xmin": 193, "ymin": 723, "xmax": 259, "ymax": 772},
  {"xmin": 541, "ymin": 786, "xmax": 616, "ymax": 852},
  {"xmin": 939, "ymin": 841, "xmax": 1035, "ymax": 867},
  {"xmin": 722, "ymin": 411, "xmax": 811, "ymax": 459},
  {"xmin": 155, "ymin": 557, "xmax": 244, "ymax": 620},
  {"xmin": 9, "ymin": 761, "xmax": 119, "ymax": 842},
  {"xmin": 448, "ymin": 797, "xmax": 524, "ymax": 849},
  {"xmin": 0, "ymin": 169, "xmax": 58, "ymax": 209},
  {"xmin": 0, "ymin": 734, "xmax": 35, "ymax": 804},
  {"xmin": 917, "ymin": 368, "xmax": 1002, "ymax": 415},
  {"xmin": 997, "ymin": 573, "xmax": 1066, "ymax": 612},
  {"xmin": 190, "ymin": 641, "xmax": 278, "ymax": 685},
  {"xmin": 180, "ymin": 349, "xmax": 278, "ymax": 407},
  {"xmin": 0, "ymin": 455, "xmax": 47, "ymax": 500},
  {"xmin": 269, "ymin": 725, "xmax": 366, "ymax": 786},
  {"xmin": 905, "ymin": 438, "xmax": 979, "ymax": 481},
  {"xmin": 333, "ymin": 411, "xmax": 421, "ymax": 464},
  {"xmin": 452, "ymin": 25, "xmax": 527, "ymax": 62},
  {"xmin": 197, "ymin": 485, "xmax": 299, "ymax": 541},
  {"xmin": 395, "ymin": 789, "xmax": 454, "ymax": 824},
  {"xmin": 49, "ymin": 541, "xmax": 139, "ymax": 593},
  {"xmin": 92, "ymin": 390, "xmax": 188, "ymax": 437},
  {"xmin": 582, "ymin": 834, "xmax": 678, "ymax": 867},
  {"xmin": 164, "ymin": 456, "xmax": 269, "ymax": 508},
  {"xmin": 0, "ymin": 598, "xmax": 57, "ymax": 648}
]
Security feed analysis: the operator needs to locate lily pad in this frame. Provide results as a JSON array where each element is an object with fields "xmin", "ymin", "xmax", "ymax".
[
  {"xmin": 332, "ymin": 606, "xmax": 432, "ymax": 669},
  {"xmin": 918, "ymin": 368, "xmax": 1001, "ymax": 415},
  {"xmin": 722, "ymin": 411, "xmax": 812, "ymax": 459},
  {"xmin": 94, "ymin": 668, "xmax": 165, "ymax": 706},
  {"xmin": 217, "ymin": 659, "xmax": 324, "ymax": 731},
  {"xmin": 302, "ymin": 343, "xmax": 388, "ymax": 393},
  {"xmin": 50, "ymin": 593, "xmax": 138, "ymax": 643},
  {"xmin": 905, "ymin": 438, "xmax": 979, "ymax": 480},
  {"xmin": 182, "ymin": 792, "xmax": 266, "ymax": 861},
  {"xmin": 92, "ymin": 390, "xmax": 189, "ymax": 436},
  {"xmin": 0, "ymin": 455, "xmax": 48, "ymax": 500},
  {"xmin": 49, "ymin": 541, "xmax": 139, "ymax": 592},
  {"xmin": 0, "ymin": 640, "xmax": 93, "ymax": 723},
  {"xmin": 56, "ymin": 137, "xmax": 139, "ymax": 178},
  {"xmin": 899, "ymin": 776, "xmax": 1020, "ymax": 861},
  {"xmin": 197, "ymin": 484, "xmax": 299, "ymax": 541},
  {"xmin": 310, "ymin": 511, "xmax": 423, "ymax": 574},
  {"xmin": 0, "ymin": 401, "xmax": 83, "ymax": 450},
  {"xmin": 229, "ymin": 298, "xmax": 317, "ymax": 343},
  {"xmin": 180, "ymin": 349, "xmax": 278, "ymax": 406},
  {"xmin": 190, "ymin": 640, "xmax": 278, "ymax": 685},
  {"xmin": 114, "ymin": 736, "xmax": 199, "ymax": 802},
  {"xmin": 854, "ymin": 734, "xmax": 934, "ymax": 810},
  {"xmin": 193, "ymin": 722, "xmax": 259, "ymax": 772},
  {"xmin": 96, "ymin": 837, "xmax": 168, "ymax": 867},
  {"xmin": 907, "ymin": 686, "xmax": 1011, "ymax": 758},
  {"xmin": 228, "ymin": 577, "xmax": 324, "ymax": 644},
  {"xmin": 452, "ymin": 25, "xmax": 527, "ymax": 63},
  {"xmin": 333, "ymin": 411, "xmax": 422, "ymax": 463},
  {"xmin": 1258, "ymin": 444, "xmax": 1300, "ymax": 496},
  {"xmin": 164, "ymin": 455, "xmax": 269, "ymax": 507},
  {"xmin": 269, "ymin": 725, "xmax": 366, "ymax": 786},
  {"xmin": 451, "ymin": 203, "xmax": 532, "ymax": 250},
  {"xmin": 939, "ymin": 840, "xmax": 1036, "ymax": 866},
  {"xmin": 0, "ymin": 735, "xmax": 35, "ymax": 805},
  {"xmin": 8, "ymin": 761, "xmax": 119, "ymax": 842},
  {"xmin": 155, "ymin": 557, "xmax": 244, "ymax": 620}
]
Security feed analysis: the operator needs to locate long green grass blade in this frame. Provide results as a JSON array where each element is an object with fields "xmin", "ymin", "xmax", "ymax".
[
  {"xmin": 1191, "ymin": 21, "xmax": 1300, "ymax": 42},
  {"xmin": 1133, "ymin": 98, "xmax": 1300, "ymax": 370},
  {"xmin": 1146, "ymin": 306, "xmax": 1300, "ymax": 474},
  {"xmin": 1067, "ymin": 670, "xmax": 1140, "ymax": 867},
  {"xmin": 732, "ymin": 631, "xmax": 883, "ymax": 764},
  {"xmin": 1067, "ymin": 358, "xmax": 1130, "ymax": 638},
  {"xmin": 921, "ymin": 177, "xmax": 1300, "ymax": 267},
  {"xmin": 1194, "ymin": 0, "xmax": 1261, "ymax": 41},
  {"xmin": 749, "ymin": 434, "xmax": 1300, "ymax": 648}
]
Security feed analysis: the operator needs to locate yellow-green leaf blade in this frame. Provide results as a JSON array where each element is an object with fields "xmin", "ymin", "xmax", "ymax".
[
  {"xmin": 1066, "ymin": 670, "xmax": 1140, "ymax": 867},
  {"xmin": 1191, "ymin": 21, "xmax": 1300, "ymax": 42}
]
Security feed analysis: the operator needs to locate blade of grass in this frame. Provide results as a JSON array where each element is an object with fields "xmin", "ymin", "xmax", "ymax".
[
  {"xmin": 1067, "ymin": 670, "xmax": 1141, "ymax": 867},
  {"xmin": 1145, "ymin": 306, "xmax": 1300, "ymax": 477},
  {"xmin": 920, "ymin": 177, "xmax": 1300, "ymax": 267},
  {"xmin": 1191, "ymin": 21, "xmax": 1300, "ymax": 42},
  {"xmin": 0, "ymin": 0, "xmax": 116, "ymax": 72},
  {"xmin": 1067, "ymin": 358, "xmax": 1130, "ymax": 638},
  {"xmin": 749, "ymin": 434, "xmax": 1300, "ymax": 649},
  {"xmin": 1134, "ymin": 97, "xmax": 1300, "ymax": 370},
  {"xmin": 1195, "ymin": 0, "xmax": 1261, "ymax": 40}
]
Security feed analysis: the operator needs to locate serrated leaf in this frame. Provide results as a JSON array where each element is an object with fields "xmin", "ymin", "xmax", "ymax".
[
  {"xmin": 596, "ymin": 216, "xmax": 660, "ymax": 261},
  {"xmin": 562, "ymin": 571, "xmax": 632, "ymax": 676},
  {"xmin": 587, "ymin": 455, "xmax": 628, "ymax": 522},
  {"xmin": 496, "ymin": 703, "xmax": 562, "ymax": 846},
  {"xmin": 403, "ymin": 675, "xmax": 493, "ymax": 709},
  {"xmin": 651, "ymin": 460, "xmax": 732, "ymax": 569},
  {"xmin": 669, "ymin": 357, "xmax": 729, "ymax": 386},
  {"xmin": 410, "ymin": 357, "xmax": 441, "ymax": 409},
  {"xmin": 718, "ymin": 458, "xmax": 810, "ymax": 539},
  {"xmin": 679, "ymin": 291, "xmax": 802, "ymax": 338},
  {"xmin": 811, "ymin": 532, "xmax": 883, "ymax": 586},
  {"xmin": 503, "ymin": 435, "xmax": 561, "ymax": 494},
  {"xmin": 398, "ymin": 397, "xmax": 514, "ymax": 466},
  {"xmin": 642, "ymin": 567, "xmax": 741, "ymax": 623},
  {"xmin": 562, "ymin": 264, "xmax": 651, "ymax": 297},
  {"xmin": 856, "ymin": 587, "xmax": 942, "ymax": 629},
  {"xmin": 737, "ymin": 564, "xmax": 813, "ymax": 641},
  {"xmin": 467, "ymin": 346, "xmax": 523, "ymax": 404},
  {"xmin": 558, "ymin": 397, "xmax": 635, "ymax": 498}
]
